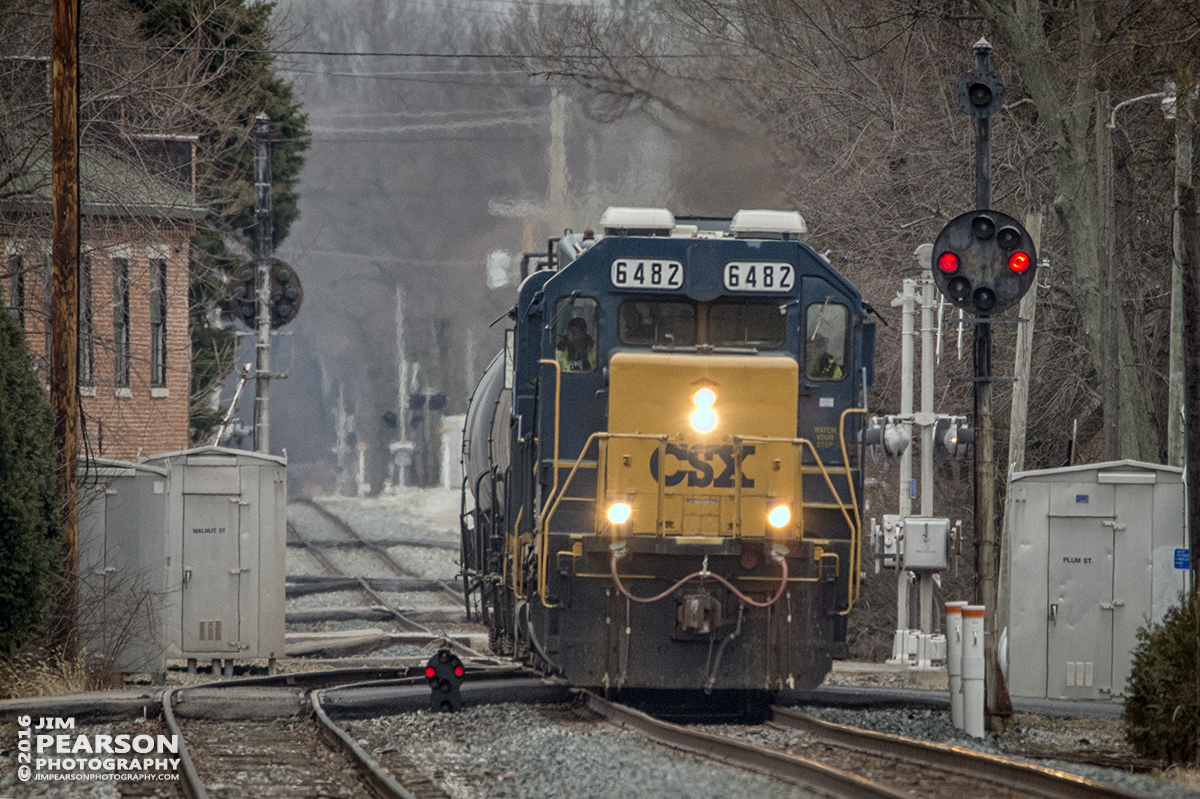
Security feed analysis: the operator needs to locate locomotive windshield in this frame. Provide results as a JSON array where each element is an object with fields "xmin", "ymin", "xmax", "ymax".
[
  {"xmin": 618, "ymin": 299, "xmax": 785, "ymax": 350},
  {"xmin": 618, "ymin": 300, "xmax": 696, "ymax": 346},
  {"xmin": 709, "ymin": 301, "xmax": 785, "ymax": 349}
]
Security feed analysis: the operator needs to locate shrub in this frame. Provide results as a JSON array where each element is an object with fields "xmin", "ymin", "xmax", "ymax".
[
  {"xmin": 1124, "ymin": 591, "xmax": 1198, "ymax": 762},
  {"xmin": 0, "ymin": 306, "xmax": 63, "ymax": 654}
]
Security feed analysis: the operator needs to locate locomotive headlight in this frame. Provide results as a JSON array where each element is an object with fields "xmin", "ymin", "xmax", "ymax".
[
  {"xmin": 768, "ymin": 504, "xmax": 792, "ymax": 529},
  {"xmin": 607, "ymin": 502, "xmax": 632, "ymax": 525},
  {"xmin": 691, "ymin": 388, "xmax": 717, "ymax": 432},
  {"xmin": 691, "ymin": 407, "xmax": 717, "ymax": 432}
]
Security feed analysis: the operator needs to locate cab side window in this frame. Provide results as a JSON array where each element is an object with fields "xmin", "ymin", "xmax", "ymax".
[
  {"xmin": 804, "ymin": 300, "xmax": 848, "ymax": 380},
  {"xmin": 554, "ymin": 297, "xmax": 599, "ymax": 372}
]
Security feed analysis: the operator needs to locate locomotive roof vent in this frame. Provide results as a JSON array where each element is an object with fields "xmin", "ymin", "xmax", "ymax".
[
  {"xmin": 600, "ymin": 206, "xmax": 675, "ymax": 236},
  {"xmin": 730, "ymin": 209, "xmax": 807, "ymax": 240}
]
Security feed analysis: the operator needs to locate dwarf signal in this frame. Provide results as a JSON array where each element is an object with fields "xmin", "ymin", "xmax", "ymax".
[{"xmin": 426, "ymin": 649, "xmax": 465, "ymax": 712}]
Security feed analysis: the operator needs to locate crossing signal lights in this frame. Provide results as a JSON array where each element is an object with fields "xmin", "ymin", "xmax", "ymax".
[
  {"xmin": 426, "ymin": 648, "xmax": 465, "ymax": 712},
  {"xmin": 931, "ymin": 210, "xmax": 1037, "ymax": 315},
  {"xmin": 933, "ymin": 417, "xmax": 974, "ymax": 465}
]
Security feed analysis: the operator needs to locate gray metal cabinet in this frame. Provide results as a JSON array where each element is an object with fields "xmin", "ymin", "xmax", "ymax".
[
  {"xmin": 146, "ymin": 447, "xmax": 287, "ymax": 667},
  {"xmin": 77, "ymin": 459, "xmax": 170, "ymax": 675},
  {"xmin": 1005, "ymin": 461, "xmax": 1188, "ymax": 700}
]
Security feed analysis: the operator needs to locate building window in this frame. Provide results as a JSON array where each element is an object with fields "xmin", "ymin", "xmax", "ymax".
[
  {"xmin": 112, "ymin": 256, "xmax": 130, "ymax": 389},
  {"xmin": 6, "ymin": 254, "xmax": 24, "ymax": 325},
  {"xmin": 150, "ymin": 257, "xmax": 166, "ymax": 387},
  {"xmin": 79, "ymin": 253, "xmax": 94, "ymax": 387}
]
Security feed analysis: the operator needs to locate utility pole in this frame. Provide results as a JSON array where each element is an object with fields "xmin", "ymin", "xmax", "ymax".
[
  {"xmin": 886, "ymin": 279, "xmax": 916, "ymax": 665},
  {"xmin": 1179, "ymin": 185, "xmax": 1200, "ymax": 764},
  {"xmin": 1168, "ymin": 78, "xmax": 1194, "ymax": 468},
  {"xmin": 1098, "ymin": 91, "xmax": 1120, "ymax": 460},
  {"xmin": 997, "ymin": 212, "xmax": 1042, "ymax": 673},
  {"xmin": 50, "ymin": 0, "xmax": 80, "ymax": 654},
  {"xmin": 253, "ymin": 113, "xmax": 276, "ymax": 454},
  {"xmin": 1008, "ymin": 214, "xmax": 1043, "ymax": 476}
]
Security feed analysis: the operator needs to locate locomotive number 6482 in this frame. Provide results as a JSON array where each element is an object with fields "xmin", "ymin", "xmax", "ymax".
[
  {"xmin": 723, "ymin": 261, "xmax": 794, "ymax": 292},
  {"xmin": 611, "ymin": 258, "xmax": 684, "ymax": 289}
]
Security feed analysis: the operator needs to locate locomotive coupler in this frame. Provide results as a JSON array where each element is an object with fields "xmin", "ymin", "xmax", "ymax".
[{"xmin": 678, "ymin": 593, "xmax": 722, "ymax": 635}]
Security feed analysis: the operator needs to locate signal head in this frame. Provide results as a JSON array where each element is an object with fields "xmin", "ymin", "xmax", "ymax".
[
  {"xmin": 996, "ymin": 226, "xmax": 1021, "ymax": 250},
  {"xmin": 956, "ymin": 70, "xmax": 1005, "ymax": 118},
  {"xmin": 931, "ymin": 210, "xmax": 1037, "ymax": 315},
  {"xmin": 970, "ymin": 215, "xmax": 995, "ymax": 240}
]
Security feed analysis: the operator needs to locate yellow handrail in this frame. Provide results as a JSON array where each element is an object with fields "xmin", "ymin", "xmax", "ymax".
[
  {"xmin": 530, "ymin": 409, "xmax": 867, "ymax": 614},
  {"xmin": 838, "ymin": 407, "xmax": 867, "ymax": 614},
  {"xmin": 734, "ymin": 431, "xmax": 862, "ymax": 614},
  {"xmin": 535, "ymin": 359, "xmax": 562, "ymax": 608},
  {"xmin": 537, "ymin": 431, "xmax": 668, "ymax": 606},
  {"xmin": 508, "ymin": 506, "xmax": 525, "ymax": 599}
]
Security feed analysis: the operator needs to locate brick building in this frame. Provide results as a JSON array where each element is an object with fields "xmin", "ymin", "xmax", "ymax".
[{"xmin": 2, "ymin": 145, "xmax": 205, "ymax": 460}]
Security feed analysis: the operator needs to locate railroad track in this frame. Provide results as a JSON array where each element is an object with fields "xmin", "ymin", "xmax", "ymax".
[
  {"xmin": 764, "ymin": 706, "xmax": 1150, "ymax": 799},
  {"xmin": 285, "ymin": 498, "xmax": 489, "ymax": 662},
  {"xmin": 159, "ymin": 662, "xmax": 487, "ymax": 791},
  {"xmin": 3, "ymin": 661, "xmax": 1161, "ymax": 798},
  {"xmin": 584, "ymin": 696, "xmax": 1153, "ymax": 799}
]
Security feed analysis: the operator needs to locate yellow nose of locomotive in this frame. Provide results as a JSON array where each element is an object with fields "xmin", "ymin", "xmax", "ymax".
[{"xmin": 604, "ymin": 352, "xmax": 799, "ymax": 538}]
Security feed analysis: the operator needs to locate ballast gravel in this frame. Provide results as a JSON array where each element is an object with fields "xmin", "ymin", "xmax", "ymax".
[
  {"xmin": 316, "ymin": 493, "xmax": 460, "ymax": 545},
  {"xmin": 345, "ymin": 703, "xmax": 826, "ymax": 799},
  {"xmin": 286, "ymin": 502, "xmax": 355, "ymax": 542}
]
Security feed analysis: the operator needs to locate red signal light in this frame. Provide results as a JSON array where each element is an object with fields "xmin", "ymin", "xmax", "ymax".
[
  {"xmin": 937, "ymin": 252, "xmax": 959, "ymax": 273},
  {"xmin": 425, "ymin": 666, "xmax": 437, "ymax": 678},
  {"xmin": 454, "ymin": 665, "xmax": 465, "ymax": 677},
  {"xmin": 1008, "ymin": 251, "xmax": 1031, "ymax": 273}
]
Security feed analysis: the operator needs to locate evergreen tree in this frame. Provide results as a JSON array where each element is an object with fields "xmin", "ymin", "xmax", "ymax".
[
  {"xmin": 0, "ymin": 307, "xmax": 62, "ymax": 653},
  {"xmin": 128, "ymin": 0, "xmax": 310, "ymax": 441},
  {"xmin": 1124, "ymin": 591, "xmax": 1198, "ymax": 762}
]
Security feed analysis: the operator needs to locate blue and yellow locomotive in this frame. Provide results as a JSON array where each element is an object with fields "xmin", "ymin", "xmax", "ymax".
[{"xmin": 462, "ymin": 207, "xmax": 875, "ymax": 696}]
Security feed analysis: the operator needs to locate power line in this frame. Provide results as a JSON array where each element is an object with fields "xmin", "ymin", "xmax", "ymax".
[
  {"xmin": 85, "ymin": 42, "xmax": 700, "ymax": 60},
  {"xmin": 308, "ymin": 115, "xmax": 544, "ymax": 135}
]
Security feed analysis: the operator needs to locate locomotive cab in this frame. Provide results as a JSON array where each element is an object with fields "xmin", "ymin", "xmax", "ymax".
[{"xmin": 462, "ymin": 207, "xmax": 872, "ymax": 697}]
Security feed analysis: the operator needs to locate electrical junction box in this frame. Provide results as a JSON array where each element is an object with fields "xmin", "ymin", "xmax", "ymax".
[
  {"xmin": 901, "ymin": 517, "xmax": 950, "ymax": 571},
  {"xmin": 880, "ymin": 514, "xmax": 901, "ymax": 568},
  {"xmin": 1005, "ymin": 460, "xmax": 1188, "ymax": 700},
  {"xmin": 77, "ymin": 457, "xmax": 170, "ymax": 676},
  {"xmin": 143, "ymin": 446, "xmax": 287, "ymax": 666}
]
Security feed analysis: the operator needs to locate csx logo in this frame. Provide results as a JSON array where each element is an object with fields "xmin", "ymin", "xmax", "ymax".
[{"xmin": 649, "ymin": 444, "xmax": 756, "ymax": 488}]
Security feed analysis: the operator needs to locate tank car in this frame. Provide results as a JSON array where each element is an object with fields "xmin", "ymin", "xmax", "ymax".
[{"xmin": 462, "ymin": 207, "xmax": 875, "ymax": 697}]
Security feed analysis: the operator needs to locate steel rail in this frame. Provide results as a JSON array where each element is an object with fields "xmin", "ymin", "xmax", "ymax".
[
  {"xmin": 584, "ymin": 693, "xmax": 910, "ymax": 799},
  {"xmin": 161, "ymin": 670, "xmax": 443, "ymax": 799},
  {"xmin": 770, "ymin": 706, "xmax": 1148, "ymax": 799},
  {"xmin": 311, "ymin": 688, "xmax": 420, "ymax": 799},
  {"xmin": 287, "ymin": 517, "xmax": 432, "ymax": 633},
  {"xmin": 294, "ymin": 497, "xmax": 465, "ymax": 606},
  {"xmin": 290, "ymin": 500, "xmax": 495, "ymax": 663},
  {"xmin": 160, "ymin": 687, "xmax": 212, "ymax": 799}
]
